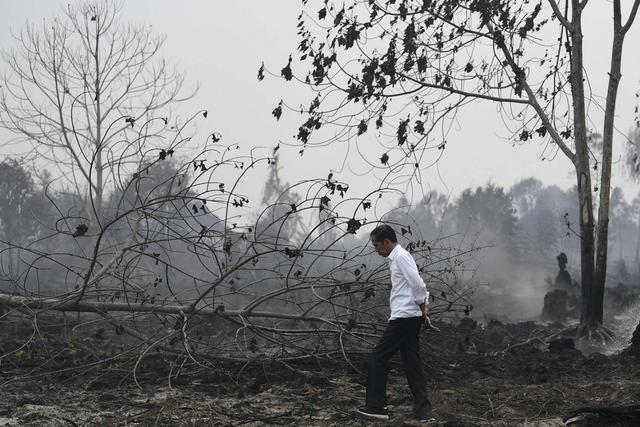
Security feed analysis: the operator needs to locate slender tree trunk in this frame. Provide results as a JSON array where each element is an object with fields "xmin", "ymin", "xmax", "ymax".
[
  {"xmin": 577, "ymin": 169, "xmax": 596, "ymax": 324},
  {"xmin": 568, "ymin": 1, "xmax": 596, "ymax": 326},
  {"xmin": 593, "ymin": 0, "xmax": 628, "ymax": 325},
  {"xmin": 93, "ymin": 15, "xmax": 103, "ymax": 226},
  {"xmin": 95, "ymin": 147, "xmax": 103, "ymax": 222},
  {"xmin": 635, "ymin": 213, "xmax": 640, "ymax": 264}
]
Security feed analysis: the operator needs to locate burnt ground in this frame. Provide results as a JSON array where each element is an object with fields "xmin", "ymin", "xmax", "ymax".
[{"xmin": 1, "ymin": 316, "xmax": 640, "ymax": 427}]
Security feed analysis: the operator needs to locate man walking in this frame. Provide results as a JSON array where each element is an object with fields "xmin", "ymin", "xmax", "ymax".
[{"xmin": 356, "ymin": 224, "xmax": 439, "ymax": 421}]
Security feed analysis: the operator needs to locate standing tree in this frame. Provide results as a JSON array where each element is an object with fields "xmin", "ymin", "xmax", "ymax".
[
  {"xmin": 510, "ymin": 178, "xmax": 544, "ymax": 220},
  {"xmin": 0, "ymin": 1, "xmax": 193, "ymax": 225},
  {"xmin": 276, "ymin": 0, "xmax": 640, "ymax": 332},
  {"xmin": 0, "ymin": 159, "xmax": 48, "ymax": 274},
  {"xmin": 456, "ymin": 184, "xmax": 518, "ymax": 246}
]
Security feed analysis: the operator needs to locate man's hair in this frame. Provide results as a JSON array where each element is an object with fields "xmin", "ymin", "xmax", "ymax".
[{"xmin": 370, "ymin": 224, "xmax": 398, "ymax": 243}]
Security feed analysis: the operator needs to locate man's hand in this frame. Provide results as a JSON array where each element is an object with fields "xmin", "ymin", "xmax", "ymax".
[{"xmin": 420, "ymin": 303, "xmax": 440, "ymax": 332}]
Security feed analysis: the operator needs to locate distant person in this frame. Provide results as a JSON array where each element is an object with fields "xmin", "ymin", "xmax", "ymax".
[
  {"xmin": 355, "ymin": 224, "xmax": 439, "ymax": 422},
  {"xmin": 554, "ymin": 252, "xmax": 573, "ymax": 293},
  {"xmin": 541, "ymin": 252, "xmax": 580, "ymax": 321}
]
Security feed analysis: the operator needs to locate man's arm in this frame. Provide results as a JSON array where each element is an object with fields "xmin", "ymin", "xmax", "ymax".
[
  {"xmin": 397, "ymin": 254, "xmax": 440, "ymax": 331},
  {"xmin": 396, "ymin": 254, "xmax": 429, "ymax": 304},
  {"xmin": 419, "ymin": 301, "xmax": 440, "ymax": 332}
]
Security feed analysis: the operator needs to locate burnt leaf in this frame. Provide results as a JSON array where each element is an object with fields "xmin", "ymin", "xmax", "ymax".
[
  {"xmin": 334, "ymin": 7, "xmax": 344, "ymax": 26},
  {"xmin": 397, "ymin": 118, "xmax": 409, "ymax": 146},
  {"xmin": 417, "ymin": 55, "xmax": 428, "ymax": 73},
  {"xmin": 346, "ymin": 218, "xmax": 362, "ymax": 234},
  {"xmin": 257, "ymin": 61, "xmax": 265, "ymax": 81},
  {"xmin": 320, "ymin": 195, "xmax": 331, "ymax": 208},
  {"xmin": 72, "ymin": 224, "xmax": 88, "ymax": 237},
  {"xmin": 284, "ymin": 247, "xmax": 302, "ymax": 258},
  {"xmin": 560, "ymin": 128, "xmax": 572, "ymax": 139},
  {"xmin": 343, "ymin": 21, "xmax": 360, "ymax": 49},
  {"xmin": 272, "ymin": 101, "xmax": 283, "ymax": 120},
  {"xmin": 357, "ymin": 119, "xmax": 368, "ymax": 136},
  {"xmin": 535, "ymin": 126, "xmax": 547, "ymax": 137},
  {"xmin": 281, "ymin": 55, "xmax": 293, "ymax": 81}
]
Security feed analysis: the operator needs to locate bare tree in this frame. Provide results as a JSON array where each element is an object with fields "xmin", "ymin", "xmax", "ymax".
[
  {"xmin": 272, "ymin": 0, "xmax": 640, "ymax": 334},
  {"xmin": 0, "ymin": 0, "xmax": 194, "ymax": 225}
]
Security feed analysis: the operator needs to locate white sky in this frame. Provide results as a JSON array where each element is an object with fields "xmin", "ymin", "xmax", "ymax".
[{"xmin": 1, "ymin": 0, "xmax": 639, "ymax": 210}]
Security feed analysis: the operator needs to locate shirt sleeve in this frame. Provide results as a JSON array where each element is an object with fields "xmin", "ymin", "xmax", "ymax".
[{"xmin": 396, "ymin": 253, "xmax": 429, "ymax": 306}]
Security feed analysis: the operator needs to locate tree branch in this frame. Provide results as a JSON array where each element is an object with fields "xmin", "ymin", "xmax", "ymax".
[
  {"xmin": 546, "ymin": 0, "xmax": 574, "ymax": 31},
  {"xmin": 622, "ymin": 0, "xmax": 640, "ymax": 34},
  {"xmin": 488, "ymin": 23, "xmax": 577, "ymax": 164}
]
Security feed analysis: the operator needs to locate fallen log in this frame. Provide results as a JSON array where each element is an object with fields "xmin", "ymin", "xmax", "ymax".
[{"xmin": 0, "ymin": 292, "xmax": 343, "ymax": 325}]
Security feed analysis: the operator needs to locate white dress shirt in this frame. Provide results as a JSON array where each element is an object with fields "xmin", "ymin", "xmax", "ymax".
[{"xmin": 387, "ymin": 244, "xmax": 430, "ymax": 320}]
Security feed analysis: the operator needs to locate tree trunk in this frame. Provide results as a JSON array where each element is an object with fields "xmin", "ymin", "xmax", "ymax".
[
  {"xmin": 577, "ymin": 169, "xmax": 596, "ymax": 325},
  {"xmin": 592, "ymin": 1, "xmax": 627, "ymax": 326},
  {"xmin": 95, "ymin": 147, "xmax": 103, "ymax": 224},
  {"xmin": 635, "ymin": 212, "xmax": 640, "ymax": 265},
  {"xmin": 93, "ymin": 14, "xmax": 103, "ymax": 226},
  {"xmin": 568, "ymin": 1, "xmax": 597, "ymax": 326}
]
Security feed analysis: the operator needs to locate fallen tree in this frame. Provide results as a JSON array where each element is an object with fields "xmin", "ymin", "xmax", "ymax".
[{"xmin": 0, "ymin": 112, "xmax": 476, "ymax": 376}]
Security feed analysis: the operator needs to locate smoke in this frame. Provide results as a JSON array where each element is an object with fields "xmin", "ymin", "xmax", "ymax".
[{"xmin": 466, "ymin": 244, "xmax": 552, "ymax": 322}]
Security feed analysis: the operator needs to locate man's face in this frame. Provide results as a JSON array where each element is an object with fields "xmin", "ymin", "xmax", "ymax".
[{"xmin": 371, "ymin": 236, "xmax": 393, "ymax": 257}]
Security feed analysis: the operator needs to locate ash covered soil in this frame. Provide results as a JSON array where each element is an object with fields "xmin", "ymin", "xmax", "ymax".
[{"xmin": 1, "ymin": 319, "xmax": 640, "ymax": 426}]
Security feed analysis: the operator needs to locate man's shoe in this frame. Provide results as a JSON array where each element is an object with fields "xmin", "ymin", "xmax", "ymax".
[
  {"xmin": 413, "ymin": 413, "xmax": 436, "ymax": 422},
  {"xmin": 354, "ymin": 406, "xmax": 389, "ymax": 420}
]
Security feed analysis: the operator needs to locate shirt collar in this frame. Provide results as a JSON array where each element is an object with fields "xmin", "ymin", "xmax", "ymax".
[{"xmin": 387, "ymin": 244, "xmax": 401, "ymax": 261}]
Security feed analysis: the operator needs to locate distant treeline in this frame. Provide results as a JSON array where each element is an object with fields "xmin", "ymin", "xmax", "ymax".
[
  {"xmin": 386, "ymin": 178, "xmax": 640, "ymax": 287},
  {"xmin": 1, "ymin": 156, "xmax": 638, "ymax": 298}
]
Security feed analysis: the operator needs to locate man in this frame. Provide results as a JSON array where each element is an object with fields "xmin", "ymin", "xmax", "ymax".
[{"xmin": 356, "ymin": 224, "xmax": 439, "ymax": 421}]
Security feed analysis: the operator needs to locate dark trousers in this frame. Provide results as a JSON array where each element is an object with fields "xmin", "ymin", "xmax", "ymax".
[{"xmin": 365, "ymin": 316, "xmax": 431, "ymax": 417}]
